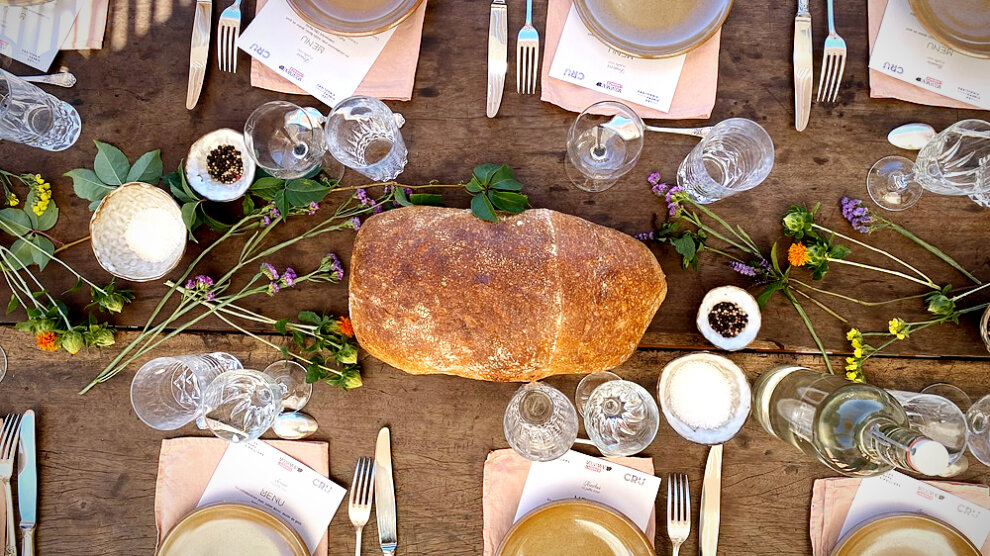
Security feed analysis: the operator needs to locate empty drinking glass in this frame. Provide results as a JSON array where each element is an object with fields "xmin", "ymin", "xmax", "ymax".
[
  {"xmin": 325, "ymin": 95, "xmax": 408, "ymax": 181},
  {"xmin": 201, "ymin": 369, "xmax": 284, "ymax": 443},
  {"xmin": 921, "ymin": 384, "xmax": 990, "ymax": 467},
  {"xmin": 583, "ymin": 380, "xmax": 659, "ymax": 456},
  {"xmin": 0, "ymin": 69, "xmax": 80, "ymax": 151},
  {"xmin": 503, "ymin": 382, "xmax": 578, "ymax": 461},
  {"xmin": 244, "ymin": 101, "xmax": 327, "ymax": 179},
  {"xmin": 574, "ymin": 371, "xmax": 620, "ymax": 417},
  {"xmin": 868, "ymin": 119, "xmax": 990, "ymax": 211},
  {"xmin": 263, "ymin": 360, "xmax": 313, "ymax": 411},
  {"xmin": 888, "ymin": 390, "xmax": 969, "ymax": 466},
  {"xmin": 130, "ymin": 352, "xmax": 243, "ymax": 430},
  {"xmin": 565, "ymin": 101, "xmax": 644, "ymax": 192},
  {"xmin": 676, "ymin": 118, "xmax": 774, "ymax": 204}
]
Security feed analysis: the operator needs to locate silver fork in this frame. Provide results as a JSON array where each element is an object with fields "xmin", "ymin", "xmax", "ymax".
[
  {"xmin": 516, "ymin": 0, "xmax": 539, "ymax": 94},
  {"xmin": 217, "ymin": 0, "xmax": 242, "ymax": 73},
  {"xmin": 348, "ymin": 457, "xmax": 375, "ymax": 556},
  {"xmin": 816, "ymin": 0, "xmax": 846, "ymax": 103},
  {"xmin": 0, "ymin": 414, "xmax": 22, "ymax": 556},
  {"xmin": 666, "ymin": 473, "xmax": 691, "ymax": 556}
]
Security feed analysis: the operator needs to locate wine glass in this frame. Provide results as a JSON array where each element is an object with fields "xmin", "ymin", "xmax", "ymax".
[
  {"xmin": 201, "ymin": 369, "xmax": 284, "ymax": 443},
  {"xmin": 565, "ymin": 101, "xmax": 644, "ymax": 192},
  {"xmin": 583, "ymin": 380, "xmax": 659, "ymax": 457},
  {"xmin": 921, "ymin": 383, "xmax": 990, "ymax": 467},
  {"xmin": 503, "ymin": 382, "xmax": 578, "ymax": 462},
  {"xmin": 244, "ymin": 101, "xmax": 334, "ymax": 179},
  {"xmin": 867, "ymin": 119, "xmax": 990, "ymax": 211},
  {"xmin": 887, "ymin": 390, "xmax": 969, "ymax": 466},
  {"xmin": 263, "ymin": 360, "xmax": 313, "ymax": 411},
  {"xmin": 574, "ymin": 371, "xmax": 619, "ymax": 417},
  {"xmin": 130, "ymin": 352, "xmax": 243, "ymax": 430}
]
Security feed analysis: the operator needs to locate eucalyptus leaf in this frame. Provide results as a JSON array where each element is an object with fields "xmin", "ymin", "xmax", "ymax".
[
  {"xmin": 93, "ymin": 141, "xmax": 131, "ymax": 185},
  {"xmin": 471, "ymin": 193, "xmax": 497, "ymax": 222},
  {"xmin": 126, "ymin": 149, "xmax": 164, "ymax": 184},
  {"xmin": 88, "ymin": 199, "xmax": 102, "ymax": 211},
  {"xmin": 65, "ymin": 168, "xmax": 115, "ymax": 205},
  {"xmin": 0, "ymin": 208, "xmax": 32, "ymax": 237}
]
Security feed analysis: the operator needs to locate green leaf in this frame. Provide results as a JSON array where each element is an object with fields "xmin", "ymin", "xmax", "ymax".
[
  {"xmin": 472, "ymin": 163, "xmax": 501, "ymax": 184},
  {"xmin": 770, "ymin": 242, "xmax": 782, "ymax": 274},
  {"xmin": 393, "ymin": 186, "xmax": 412, "ymax": 206},
  {"xmin": 6, "ymin": 236, "xmax": 54, "ymax": 271},
  {"xmin": 829, "ymin": 244, "xmax": 850, "ymax": 260},
  {"xmin": 273, "ymin": 318, "xmax": 290, "ymax": 335},
  {"xmin": 32, "ymin": 236, "xmax": 54, "ymax": 271},
  {"xmin": 273, "ymin": 190, "xmax": 290, "ymax": 220},
  {"xmin": 490, "ymin": 165, "xmax": 522, "ymax": 191},
  {"xmin": 488, "ymin": 191, "xmax": 528, "ymax": 213},
  {"xmin": 93, "ymin": 140, "xmax": 131, "ymax": 186},
  {"xmin": 284, "ymin": 179, "xmax": 330, "ymax": 208},
  {"xmin": 756, "ymin": 282, "xmax": 785, "ymax": 308},
  {"xmin": 88, "ymin": 199, "xmax": 102, "ymax": 211},
  {"xmin": 297, "ymin": 311, "xmax": 322, "ymax": 325},
  {"xmin": 242, "ymin": 195, "xmax": 256, "ymax": 215},
  {"xmin": 65, "ymin": 168, "xmax": 115, "ymax": 205},
  {"xmin": 464, "ymin": 178, "xmax": 483, "ymax": 194},
  {"xmin": 408, "ymin": 193, "xmax": 444, "ymax": 207},
  {"xmin": 196, "ymin": 204, "xmax": 231, "ymax": 232},
  {"xmin": 181, "ymin": 201, "xmax": 200, "ymax": 236},
  {"xmin": 0, "ymin": 208, "xmax": 32, "ymax": 237},
  {"xmin": 26, "ymin": 197, "xmax": 58, "ymax": 232},
  {"xmin": 126, "ymin": 149, "xmax": 163, "ymax": 184},
  {"xmin": 249, "ymin": 177, "xmax": 284, "ymax": 201},
  {"xmin": 671, "ymin": 234, "xmax": 698, "ymax": 262},
  {"xmin": 165, "ymin": 169, "xmax": 198, "ymax": 204},
  {"xmin": 291, "ymin": 330, "xmax": 306, "ymax": 347},
  {"xmin": 6, "ymin": 295, "xmax": 18, "ymax": 314},
  {"xmin": 471, "ymin": 193, "xmax": 497, "ymax": 222}
]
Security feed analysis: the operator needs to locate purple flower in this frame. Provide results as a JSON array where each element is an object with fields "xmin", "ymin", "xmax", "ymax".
[
  {"xmin": 350, "ymin": 217, "xmax": 362, "ymax": 231},
  {"xmin": 373, "ymin": 204, "xmax": 384, "ymax": 214},
  {"xmin": 840, "ymin": 197, "xmax": 874, "ymax": 234},
  {"xmin": 321, "ymin": 252, "xmax": 345, "ymax": 281},
  {"xmin": 184, "ymin": 275, "xmax": 216, "ymax": 299},
  {"xmin": 281, "ymin": 268, "xmax": 297, "ymax": 287},
  {"xmin": 729, "ymin": 261, "xmax": 757, "ymax": 277},
  {"xmin": 651, "ymin": 182, "xmax": 669, "ymax": 197},
  {"xmin": 308, "ymin": 202, "xmax": 320, "ymax": 215},
  {"xmin": 267, "ymin": 282, "xmax": 281, "ymax": 296},
  {"xmin": 260, "ymin": 263, "xmax": 279, "ymax": 280},
  {"xmin": 403, "ymin": 187, "xmax": 413, "ymax": 196},
  {"xmin": 355, "ymin": 188, "xmax": 374, "ymax": 206},
  {"xmin": 665, "ymin": 186, "xmax": 684, "ymax": 216},
  {"xmin": 262, "ymin": 215, "xmax": 272, "ymax": 226},
  {"xmin": 647, "ymin": 171, "xmax": 662, "ymax": 186},
  {"xmin": 634, "ymin": 231, "xmax": 656, "ymax": 241},
  {"xmin": 205, "ymin": 292, "xmax": 216, "ymax": 301}
]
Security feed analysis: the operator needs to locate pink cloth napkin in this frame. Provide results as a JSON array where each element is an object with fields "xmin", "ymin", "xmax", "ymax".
[
  {"xmin": 810, "ymin": 477, "xmax": 990, "ymax": 555},
  {"xmin": 481, "ymin": 449, "xmax": 657, "ymax": 556},
  {"xmin": 540, "ymin": 0, "xmax": 721, "ymax": 119},
  {"xmin": 867, "ymin": 0, "xmax": 981, "ymax": 109},
  {"xmin": 154, "ymin": 437, "xmax": 330, "ymax": 555},
  {"xmin": 249, "ymin": 0, "xmax": 427, "ymax": 101},
  {"xmin": 61, "ymin": 0, "xmax": 109, "ymax": 51}
]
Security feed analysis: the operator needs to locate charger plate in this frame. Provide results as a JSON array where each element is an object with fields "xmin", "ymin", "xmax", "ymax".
[
  {"xmin": 287, "ymin": 0, "xmax": 423, "ymax": 36},
  {"xmin": 496, "ymin": 500, "xmax": 653, "ymax": 556},
  {"xmin": 158, "ymin": 504, "xmax": 308, "ymax": 556},
  {"xmin": 831, "ymin": 513, "xmax": 980, "ymax": 556},
  {"xmin": 573, "ymin": 0, "xmax": 733, "ymax": 58},
  {"xmin": 909, "ymin": 0, "xmax": 990, "ymax": 59}
]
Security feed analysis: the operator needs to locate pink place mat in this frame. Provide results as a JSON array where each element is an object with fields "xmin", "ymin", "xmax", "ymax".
[
  {"xmin": 250, "ymin": 0, "xmax": 427, "ymax": 101},
  {"xmin": 482, "ymin": 449, "xmax": 657, "ymax": 556},
  {"xmin": 810, "ymin": 476, "xmax": 990, "ymax": 555},
  {"xmin": 61, "ymin": 0, "xmax": 109, "ymax": 51},
  {"xmin": 867, "ymin": 0, "xmax": 981, "ymax": 109},
  {"xmin": 539, "ymin": 0, "xmax": 721, "ymax": 119},
  {"xmin": 154, "ymin": 437, "xmax": 330, "ymax": 555}
]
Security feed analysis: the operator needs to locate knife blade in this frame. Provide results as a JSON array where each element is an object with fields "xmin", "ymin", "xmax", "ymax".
[
  {"xmin": 375, "ymin": 427, "xmax": 397, "ymax": 555},
  {"xmin": 793, "ymin": 0, "xmax": 813, "ymax": 131},
  {"xmin": 17, "ymin": 410, "xmax": 37, "ymax": 556},
  {"xmin": 699, "ymin": 444, "xmax": 722, "ymax": 556},
  {"xmin": 186, "ymin": 0, "xmax": 212, "ymax": 110},
  {"xmin": 486, "ymin": 0, "xmax": 507, "ymax": 118}
]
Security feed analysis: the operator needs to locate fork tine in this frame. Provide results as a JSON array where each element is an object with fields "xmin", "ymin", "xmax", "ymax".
[
  {"xmin": 827, "ymin": 53, "xmax": 841, "ymax": 103},
  {"xmin": 226, "ymin": 26, "xmax": 234, "ymax": 72},
  {"xmin": 2, "ymin": 413, "xmax": 20, "ymax": 459},
  {"xmin": 220, "ymin": 27, "xmax": 228, "ymax": 72},
  {"xmin": 532, "ymin": 48, "xmax": 540, "ymax": 94},
  {"xmin": 232, "ymin": 25, "xmax": 239, "ymax": 73},
  {"xmin": 816, "ymin": 54, "xmax": 831, "ymax": 103},
  {"xmin": 829, "ymin": 54, "xmax": 846, "ymax": 103}
]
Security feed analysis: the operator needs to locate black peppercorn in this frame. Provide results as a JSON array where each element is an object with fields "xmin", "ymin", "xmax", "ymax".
[
  {"xmin": 708, "ymin": 302, "xmax": 749, "ymax": 338},
  {"xmin": 206, "ymin": 144, "xmax": 244, "ymax": 185}
]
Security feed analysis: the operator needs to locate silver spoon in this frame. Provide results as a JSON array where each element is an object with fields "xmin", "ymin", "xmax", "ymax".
[
  {"xmin": 272, "ymin": 411, "xmax": 319, "ymax": 440},
  {"xmin": 887, "ymin": 122, "xmax": 935, "ymax": 151},
  {"xmin": 602, "ymin": 115, "xmax": 711, "ymax": 141},
  {"xmin": 21, "ymin": 71, "xmax": 77, "ymax": 88}
]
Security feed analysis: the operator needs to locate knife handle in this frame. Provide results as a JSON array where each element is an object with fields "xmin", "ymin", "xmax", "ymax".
[
  {"xmin": 20, "ymin": 525, "xmax": 34, "ymax": 556},
  {"xmin": 699, "ymin": 444, "xmax": 723, "ymax": 556}
]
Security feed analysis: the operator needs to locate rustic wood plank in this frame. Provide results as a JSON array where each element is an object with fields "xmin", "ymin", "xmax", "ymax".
[{"xmin": 0, "ymin": 328, "xmax": 987, "ymax": 555}]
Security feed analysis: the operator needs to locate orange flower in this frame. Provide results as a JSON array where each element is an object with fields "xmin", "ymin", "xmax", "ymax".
[
  {"xmin": 338, "ymin": 316, "xmax": 354, "ymax": 338},
  {"xmin": 36, "ymin": 331, "xmax": 59, "ymax": 352},
  {"xmin": 788, "ymin": 242, "xmax": 810, "ymax": 267}
]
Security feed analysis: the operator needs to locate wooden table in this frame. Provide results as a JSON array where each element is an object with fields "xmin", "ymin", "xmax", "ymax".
[{"xmin": 1, "ymin": 0, "xmax": 989, "ymax": 554}]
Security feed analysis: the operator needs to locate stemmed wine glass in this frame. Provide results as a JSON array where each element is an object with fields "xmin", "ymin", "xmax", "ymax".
[
  {"xmin": 574, "ymin": 371, "xmax": 619, "ymax": 417},
  {"xmin": 243, "ymin": 101, "xmax": 344, "ymax": 181},
  {"xmin": 263, "ymin": 360, "xmax": 313, "ymax": 411},
  {"xmin": 582, "ymin": 379, "xmax": 659, "ymax": 457},
  {"xmin": 921, "ymin": 383, "xmax": 990, "ymax": 467},
  {"xmin": 887, "ymin": 390, "xmax": 969, "ymax": 473},
  {"xmin": 867, "ymin": 119, "xmax": 990, "ymax": 211},
  {"xmin": 503, "ymin": 382, "xmax": 578, "ymax": 461},
  {"xmin": 565, "ymin": 101, "xmax": 645, "ymax": 192}
]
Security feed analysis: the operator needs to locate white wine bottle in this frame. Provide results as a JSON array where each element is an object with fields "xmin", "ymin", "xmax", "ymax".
[{"xmin": 753, "ymin": 366, "xmax": 949, "ymax": 477}]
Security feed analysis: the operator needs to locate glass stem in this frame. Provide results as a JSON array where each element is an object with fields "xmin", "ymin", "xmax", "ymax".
[{"xmin": 890, "ymin": 170, "xmax": 914, "ymax": 192}]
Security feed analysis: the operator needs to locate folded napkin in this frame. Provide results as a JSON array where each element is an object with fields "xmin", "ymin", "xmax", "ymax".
[
  {"xmin": 810, "ymin": 477, "xmax": 990, "ymax": 555},
  {"xmin": 867, "ymin": 0, "xmax": 980, "ymax": 109},
  {"xmin": 154, "ymin": 437, "xmax": 330, "ymax": 555},
  {"xmin": 62, "ymin": 0, "xmax": 109, "ymax": 51},
  {"xmin": 250, "ymin": 0, "xmax": 427, "ymax": 101},
  {"xmin": 540, "ymin": 0, "xmax": 721, "ymax": 119},
  {"xmin": 482, "ymin": 449, "xmax": 657, "ymax": 556}
]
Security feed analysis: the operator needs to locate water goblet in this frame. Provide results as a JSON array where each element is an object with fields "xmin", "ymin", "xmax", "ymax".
[
  {"xmin": 867, "ymin": 119, "xmax": 990, "ymax": 211},
  {"xmin": 130, "ymin": 352, "xmax": 243, "ymax": 430},
  {"xmin": 263, "ymin": 360, "xmax": 313, "ymax": 411},
  {"xmin": 324, "ymin": 95, "xmax": 408, "ymax": 182},
  {"xmin": 574, "ymin": 371, "xmax": 620, "ymax": 417},
  {"xmin": 565, "ymin": 100, "xmax": 645, "ymax": 192},
  {"xmin": 201, "ymin": 369, "xmax": 284, "ymax": 443},
  {"xmin": 503, "ymin": 382, "xmax": 578, "ymax": 462},
  {"xmin": 0, "ymin": 69, "xmax": 81, "ymax": 151},
  {"xmin": 966, "ymin": 395, "xmax": 990, "ymax": 466},
  {"xmin": 583, "ymin": 379, "xmax": 659, "ymax": 457},
  {"xmin": 676, "ymin": 118, "xmax": 775, "ymax": 204},
  {"xmin": 887, "ymin": 390, "xmax": 969, "ymax": 466},
  {"xmin": 244, "ymin": 101, "xmax": 328, "ymax": 179}
]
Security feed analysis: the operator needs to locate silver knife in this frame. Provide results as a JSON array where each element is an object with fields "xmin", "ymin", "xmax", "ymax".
[
  {"xmin": 375, "ymin": 427, "xmax": 397, "ymax": 555},
  {"xmin": 699, "ymin": 444, "xmax": 722, "ymax": 556},
  {"xmin": 16, "ymin": 410, "xmax": 37, "ymax": 556},
  {"xmin": 186, "ymin": 0, "xmax": 212, "ymax": 110},
  {"xmin": 793, "ymin": 0, "xmax": 813, "ymax": 131},
  {"xmin": 486, "ymin": 0, "xmax": 507, "ymax": 118}
]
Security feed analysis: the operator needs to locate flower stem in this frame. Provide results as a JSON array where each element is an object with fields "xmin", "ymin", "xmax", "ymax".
[
  {"xmin": 813, "ymin": 224, "xmax": 933, "ymax": 284},
  {"xmin": 783, "ymin": 289, "xmax": 833, "ymax": 373},
  {"xmin": 791, "ymin": 279, "xmax": 929, "ymax": 307},
  {"xmin": 690, "ymin": 201, "xmax": 763, "ymax": 256},
  {"xmin": 951, "ymin": 281, "xmax": 990, "ymax": 302},
  {"xmin": 886, "ymin": 221, "xmax": 982, "ymax": 285},
  {"xmin": 828, "ymin": 258, "xmax": 939, "ymax": 289},
  {"xmin": 791, "ymin": 289, "xmax": 849, "ymax": 323},
  {"xmin": 53, "ymin": 235, "xmax": 90, "ymax": 254}
]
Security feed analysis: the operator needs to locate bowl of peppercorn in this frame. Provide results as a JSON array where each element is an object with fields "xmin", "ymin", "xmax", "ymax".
[
  {"xmin": 696, "ymin": 285, "xmax": 761, "ymax": 351},
  {"xmin": 185, "ymin": 128, "xmax": 256, "ymax": 202}
]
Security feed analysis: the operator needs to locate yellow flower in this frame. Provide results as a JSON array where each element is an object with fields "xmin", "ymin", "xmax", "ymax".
[
  {"xmin": 846, "ymin": 329, "xmax": 860, "ymax": 341},
  {"xmin": 846, "ymin": 371, "xmax": 858, "ymax": 380},
  {"xmin": 5, "ymin": 192, "xmax": 18, "ymax": 207},
  {"xmin": 34, "ymin": 174, "xmax": 44, "ymax": 184},
  {"xmin": 888, "ymin": 318, "xmax": 908, "ymax": 340},
  {"xmin": 851, "ymin": 338, "xmax": 862, "ymax": 349},
  {"xmin": 845, "ymin": 356, "xmax": 858, "ymax": 366},
  {"xmin": 788, "ymin": 242, "xmax": 810, "ymax": 267},
  {"xmin": 853, "ymin": 347, "xmax": 863, "ymax": 358}
]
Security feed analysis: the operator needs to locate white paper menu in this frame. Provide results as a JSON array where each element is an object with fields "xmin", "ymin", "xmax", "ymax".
[
  {"xmin": 513, "ymin": 450, "xmax": 660, "ymax": 532},
  {"xmin": 0, "ymin": 0, "xmax": 86, "ymax": 71},
  {"xmin": 238, "ymin": 0, "xmax": 396, "ymax": 108},
  {"xmin": 548, "ymin": 5, "xmax": 686, "ymax": 113},
  {"xmin": 839, "ymin": 471, "xmax": 990, "ymax": 548},
  {"xmin": 198, "ymin": 440, "xmax": 346, "ymax": 554},
  {"xmin": 869, "ymin": 0, "xmax": 990, "ymax": 109}
]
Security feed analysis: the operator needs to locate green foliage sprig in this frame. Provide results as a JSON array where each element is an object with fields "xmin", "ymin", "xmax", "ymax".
[{"xmin": 65, "ymin": 140, "xmax": 163, "ymax": 209}]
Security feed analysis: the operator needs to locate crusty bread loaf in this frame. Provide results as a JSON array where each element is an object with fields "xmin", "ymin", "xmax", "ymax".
[{"xmin": 348, "ymin": 206, "xmax": 666, "ymax": 382}]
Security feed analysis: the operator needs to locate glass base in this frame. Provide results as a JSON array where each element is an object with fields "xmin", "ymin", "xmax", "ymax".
[
  {"xmin": 967, "ymin": 395, "xmax": 990, "ymax": 466},
  {"xmin": 564, "ymin": 156, "xmax": 618, "ymax": 193},
  {"xmin": 320, "ymin": 154, "xmax": 346, "ymax": 184},
  {"xmin": 867, "ymin": 156, "xmax": 923, "ymax": 211},
  {"xmin": 263, "ymin": 360, "xmax": 313, "ymax": 411}
]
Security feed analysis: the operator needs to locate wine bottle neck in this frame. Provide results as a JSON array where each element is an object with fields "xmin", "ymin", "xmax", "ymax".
[{"xmin": 864, "ymin": 420, "xmax": 949, "ymax": 476}]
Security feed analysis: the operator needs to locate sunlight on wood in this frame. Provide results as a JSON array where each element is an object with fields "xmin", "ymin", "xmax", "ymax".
[{"xmin": 111, "ymin": 0, "xmax": 194, "ymax": 52}]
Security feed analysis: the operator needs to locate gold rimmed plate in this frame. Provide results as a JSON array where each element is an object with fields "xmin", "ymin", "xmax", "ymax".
[
  {"xmin": 572, "ymin": 0, "xmax": 733, "ymax": 59},
  {"xmin": 287, "ymin": 0, "xmax": 424, "ymax": 36},
  {"xmin": 909, "ymin": 0, "xmax": 990, "ymax": 59},
  {"xmin": 496, "ymin": 500, "xmax": 653, "ymax": 556},
  {"xmin": 158, "ymin": 504, "xmax": 308, "ymax": 556},
  {"xmin": 831, "ymin": 513, "xmax": 981, "ymax": 556}
]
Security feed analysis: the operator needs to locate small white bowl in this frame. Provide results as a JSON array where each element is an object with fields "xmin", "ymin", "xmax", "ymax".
[
  {"xmin": 185, "ymin": 128, "xmax": 256, "ymax": 202},
  {"xmin": 696, "ymin": 285, "xmax": 762, "ymax": 351},
  {"xmin": 657, "ymin": 352, "xmax": 751, "ymax": 445}
]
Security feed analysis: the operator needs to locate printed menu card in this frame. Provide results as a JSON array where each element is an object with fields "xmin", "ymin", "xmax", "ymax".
[
  {"xmin": 0, "ymin": 0, "xmax": 86, "ymax": 71},
  {"xmin": 869, "ymin": 0, "xmax": 990, "ymax": 109},
  {"xmin": 513, "ymin": 450, "xmax": 660, "ymax": 532},
  {"xmin": 198, "ymin": 440, "xmax": 346, "ymax": 554}
]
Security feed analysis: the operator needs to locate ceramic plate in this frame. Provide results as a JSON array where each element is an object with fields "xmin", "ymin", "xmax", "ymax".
[
  {"xmin": 158, "ymin": 504, "xmax": 309, "ymax": 556},
  {"xmin": 496, "ymin": 500, "xmax": 653, "ymax": 556},
  {"xmin": 831, "ymin": 513, "xmax": 981, "ymax": 556},
  {"xmin": 909, "ymin": 0, "xmax": 990, "ymax": 59},
  {"xmin": 287, "ymin": 0, "xmax": 423, "ymax": 36},
  {"xmin": 572, "ymin": 0, "xmax": 733, "ymax": 58}
]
